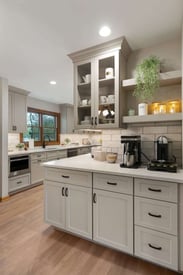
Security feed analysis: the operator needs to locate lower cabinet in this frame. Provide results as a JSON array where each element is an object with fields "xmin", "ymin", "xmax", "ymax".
[
  {"xmin": 93, "ymin": 188, "xmax": 133, "ymax": 254},
  {"xmin": 92, "ymin": 172, "xmax": 133, "ymax": 254},
  {"xmin": 134, "ymin": 178, "xmax": 178, "ymax": 271},
  {"xmin": 44, "ymin": 168, "xmax": 180, "ymax": 271},
  {"xmin": 44, "ymin": 170, "xmax": 92, "ymax": 240},
  {"xmin": 9, "ymin": 173, "xmax": 30, "ymax": 193},
  {"xmin": 31, "ymin": 152, "xmax": 47, "ymax": 185}
]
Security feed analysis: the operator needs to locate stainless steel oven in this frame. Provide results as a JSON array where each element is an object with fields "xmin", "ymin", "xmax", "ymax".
[{"xmin": 8, "ymin": 154, "xmax": 30, "ymax": 178}]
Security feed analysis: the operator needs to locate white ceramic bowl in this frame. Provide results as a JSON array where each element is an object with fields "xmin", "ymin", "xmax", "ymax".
[{"xmin": 106, "ymin": 153, "xmax": 118, "ymax": 163}]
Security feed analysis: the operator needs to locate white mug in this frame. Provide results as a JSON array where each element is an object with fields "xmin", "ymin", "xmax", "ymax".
[
  {"xmin": 100, "ymin": 96, "xmax": 107, "ymax": 104},
  {"xmin": 107, "ymin": 94, "xmax": 115, "ymax": 103},
  {"xmin": 105, "ymin": 67, "xmax": 114, "ymax": 79},
  {"xmin": 82, "ymin": 74, "xmax": 91, "ymax": 83},
  {"xmin": 81, "ymin": 99, "xmax": 88, "ymax": 106}
]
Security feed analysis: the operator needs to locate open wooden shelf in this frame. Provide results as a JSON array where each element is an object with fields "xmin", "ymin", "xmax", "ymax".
[
  {"xmin": 122, "ymin": 70, "xmax": 182, "ymax": 91},
  {"xmin": 122, "ymin": 112, "xmax": 182, "ymax": 124}
]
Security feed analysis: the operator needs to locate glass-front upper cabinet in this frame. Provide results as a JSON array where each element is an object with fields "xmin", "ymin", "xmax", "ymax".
[
  {"xmin": 74, "ymin": 51, "xmax": 119, "ymax": 129},
  {"xmin": 74, "ymin": 59, "xmax": 93, "ymax": 128},
  {"xmin": 69, "ymin": 37, "xmax": 131, "ymax": 129},
  {"xmin": 95, "ymin": 51, "xmax": 119, "ymax": 128}
]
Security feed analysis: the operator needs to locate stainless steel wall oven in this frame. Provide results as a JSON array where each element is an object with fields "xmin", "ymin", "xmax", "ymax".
[{"xmin": 8, "ymin": 154, "xmax": 30, "ymax": 178}]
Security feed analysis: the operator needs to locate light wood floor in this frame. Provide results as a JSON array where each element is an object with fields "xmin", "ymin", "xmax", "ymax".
[{"xmin": 0, "ymin": 185, "xmax": 179, "ymax": 275}]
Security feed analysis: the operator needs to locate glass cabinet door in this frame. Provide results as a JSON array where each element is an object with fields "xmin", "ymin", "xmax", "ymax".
[
  {"xmin": 75, "ymin": 61, "xmax": 92, "ymax": 128},
  {"xmin": 95, "ymin": 51, "xmax": 119, "ymax": 128}
]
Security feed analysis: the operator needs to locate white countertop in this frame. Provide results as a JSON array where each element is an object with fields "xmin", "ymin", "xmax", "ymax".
[
  {"xmin": 8, "ymin": 144, "xmax": 96, "ymax": 156},
  {"xmin": 42, "ymin": 154, "xmax": 183, "ymax": 184}
]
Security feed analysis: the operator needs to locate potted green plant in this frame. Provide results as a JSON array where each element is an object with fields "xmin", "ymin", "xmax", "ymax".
[
  {"xmin": 133, "ymin": 55, "xmax": 161, "ymax": 115},
  {"xmin": 16, "ymin": 143, "xmax": 25, "ymax": 151}
]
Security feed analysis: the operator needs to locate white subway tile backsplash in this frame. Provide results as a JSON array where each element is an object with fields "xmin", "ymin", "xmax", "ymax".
[{"xmin": 143, "ymin": 126, "xmax": 167, "ymax": 134}]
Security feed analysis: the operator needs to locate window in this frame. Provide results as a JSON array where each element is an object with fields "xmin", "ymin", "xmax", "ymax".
[{"xmin": 21, "ymin": 108, "xmax": 60, "ymax": 146}]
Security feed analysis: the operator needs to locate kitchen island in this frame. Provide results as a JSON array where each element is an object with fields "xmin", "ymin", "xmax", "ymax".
[{"xmin": 42, "ymin": 154, "xmax": 183, "ymax": 272}]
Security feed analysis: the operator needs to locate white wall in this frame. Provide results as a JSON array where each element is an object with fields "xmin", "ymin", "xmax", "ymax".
[
  {"xmin": 0, "ymin": 78, "xmax": 8, "ymax": 199},
  {"xmin": 127, "ymin": 36, "xmax": 181, "ymax": 78},
  {"xmin": 27, "ymin": 96, "xmax": 60, "ymax": 112}
]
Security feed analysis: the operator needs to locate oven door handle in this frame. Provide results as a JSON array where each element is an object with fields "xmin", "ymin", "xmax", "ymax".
[{"xmin": 10, "ymin": 157, "xmax": 29, "ymax": 162}]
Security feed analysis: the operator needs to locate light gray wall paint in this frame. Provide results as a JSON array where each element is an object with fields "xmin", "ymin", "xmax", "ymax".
[
  {"xmin": 27, "ymin": 96, "xmax": 60, "ymax": 112},
  {"xmin": 0, "ymin": 78, "xmax": 8, "ymax": 198},
  {"xmin": 127, "ymin": 37, "xmax": 181, "ymax": 78}
]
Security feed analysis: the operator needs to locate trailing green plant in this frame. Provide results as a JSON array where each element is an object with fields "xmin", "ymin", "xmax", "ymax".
[{"xmin": 133, "ymin": 55, "xmax": 161, "ymax": 102}]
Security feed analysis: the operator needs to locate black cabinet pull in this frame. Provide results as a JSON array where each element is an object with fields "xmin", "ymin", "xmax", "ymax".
[
  {"xmin": 107, "ymin": 181, "xmax": 117, "ymax": 186},
  {"xmin": 148, "ymin": 243, "xmax": 162, "ymax": 250},
  {"xmin": 65, "ymin": 187, "xmax": 68, "ymax": 197},
  {"xmin": 62, "ymin": 187, "xmax": 65, "ymax": 196},
  {"xmin": 62, "ymin": 175, "xmax": 70, "ymax": 179},
  {"xmin": 148, "ymin": 212, "xmax": 162, "ymax": 218},
  {"xmin": 148, "ymin": 187, "xmax": 162, "ymax": 192},
  {"xmin": 16, "ymin": 181, "xmax": 22, "ymax": 184},
  {"xmin": 93, "ymin": 193, "xmax": 97, "ymax": 203},
  {"xmin": 95, "ymin": 116, "xmax": 97, "ymax": 125},
  {"xmin": 91, "ymin": 117, "xmax": 94, "ymax": 125}
]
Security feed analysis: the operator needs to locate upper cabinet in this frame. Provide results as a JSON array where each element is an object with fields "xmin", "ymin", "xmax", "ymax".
[
  {"xmin": 68, "ymin": 37, "xmax": 131, "ymax": 129},
  {"xmin": 8, "ymin": 86, "xmax": 29, "ymax": 133}
]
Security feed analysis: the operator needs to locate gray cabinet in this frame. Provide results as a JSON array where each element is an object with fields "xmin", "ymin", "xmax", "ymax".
[
  {"xmin": 44, "ymin": 168, "xmax": 92, "ymax": 239},
  {"xmin": 68, "ymin": 37, "xmax": 131, "ymax": 129},
  {"xmin": 8, "ymin": 88, "xmax": 28, "ymax": 133}
]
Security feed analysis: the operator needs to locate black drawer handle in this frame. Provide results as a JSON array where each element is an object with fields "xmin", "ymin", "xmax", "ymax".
[
  {"xmin": 107, "ymin": 181, "xmax": 117, "ymax": 186},
  {"xmin": 16, "ymin": 181, "xmax": 22, "ymax": 184},
  {"xmin": 95, "ymin": 116, "xmax": 97, "ymax": 125},
  {"xmin": 148, "ymin": 212, "xmax": 162, "ymax": 218},
  {"xmin": 148, "ymin": 187, "xmax": 162, "ymax": 192},
  {"xmin": 91, "ymin": 117, "xmax": 94, "ymax": 126},
  {"xmin": 65, "ymin": 187, "xmax": 68, "ymax": 197},
  {"xmin": 148, "ymin": 243, "xmax": 162, "ymax": 250},
  {"xmin": 93, "ymin": 193, "xmax": 97, "ymax": 203},
  {"xmin": 62, "ymin": 175, "xmax": 70, "ymax": 179},
  {"xmin": 62, "ymin": 187, "xmax": 65, "ymax": 196}
]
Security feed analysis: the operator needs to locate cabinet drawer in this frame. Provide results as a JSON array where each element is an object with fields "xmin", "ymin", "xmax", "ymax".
[
  {"xmin": 93, "ymin": 173, "xmax": 133, "ymax": 195},
  {"xmin": 135, "ymin": 197, "xmax": 177, "ymax": 235},
  {"xmin": 57, "ymin": 150, "xmax": 67, "ymax": 159},
  {"xmin": 31, "ymin": 152, "xmax": 46, "ymax": 160},
  {"xmin": 9, "ymin": 174, "xmax": 30, "ymax": 192},
  {"xmin": 45, "ymin": 168, "xmax": 92, "ymax": 188},
  {"xmin": 135, "ymin": 226, "xmax": 178, "ymax": 271},
  {"xmin": 135, "ymin": 178, "xmax": 177, "ymax": 202}
]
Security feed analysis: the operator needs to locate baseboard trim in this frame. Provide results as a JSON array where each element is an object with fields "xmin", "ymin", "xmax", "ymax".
[{"xmin": 0, "ymin": 195, "xmax": 10, "ymax": 202}]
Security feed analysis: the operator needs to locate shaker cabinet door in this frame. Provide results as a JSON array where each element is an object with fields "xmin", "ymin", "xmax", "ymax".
[
  {"xmin": 93, "ymin": 189, "xmax": 133, "ymax": 254},
  {"xmin": 66, "ymin": 184, "xmax": 92, "ymax": 240},
  {"xmin": 44, "ymin": 180, "xmax": 65, "ymax": 229}
]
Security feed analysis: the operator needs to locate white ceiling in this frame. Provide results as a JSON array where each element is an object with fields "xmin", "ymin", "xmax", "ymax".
[{"xmin": 0, "ymin": 0, "xmax": 182, "ymax": 104}]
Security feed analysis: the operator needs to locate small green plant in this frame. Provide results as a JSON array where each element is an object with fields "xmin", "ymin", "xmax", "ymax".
[
  {"xmin": 133, "ymin": 56, "xmax": 161, "ymax": 102},
  {"xmin": 64, "ymin": 138, "xmax": 71, "ymax": 144},
  {"xmin": 16, "ymin": 143, "xmax": 24, "ymax": 149}
]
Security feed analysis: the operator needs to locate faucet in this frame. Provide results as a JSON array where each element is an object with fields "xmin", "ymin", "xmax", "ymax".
[{"xmin": 42, "ymin": 135, "xmax": 51, "ymax": 148}]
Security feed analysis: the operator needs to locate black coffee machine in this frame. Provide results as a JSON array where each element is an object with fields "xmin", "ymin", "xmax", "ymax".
[
  {"xmin": 120, "ymin": 136, "xmax": 141, "ymax": 168},
  {"xmin": 147, "ymin": 135, "xmax": 177, "ymax": 172}
]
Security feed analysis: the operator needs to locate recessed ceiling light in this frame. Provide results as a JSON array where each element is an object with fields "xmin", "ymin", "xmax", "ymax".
[
  {"xmin": 49, "ymin": 80, "xmax": 56, "ymax": 85},
  {"xmin": 99, "ymin": 26, "xmax": 111, "ymax": 37}
]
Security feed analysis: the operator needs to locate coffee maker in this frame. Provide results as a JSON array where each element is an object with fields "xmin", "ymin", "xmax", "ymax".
[
  {"xmin": 120, "ymin": 136, "xmax": 141, "ymax": 168},
  {"xmin": 147, "ymin": 135, "xmax": 177, "ymax": 172}
]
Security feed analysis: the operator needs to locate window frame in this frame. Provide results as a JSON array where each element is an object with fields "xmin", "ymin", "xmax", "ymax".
[{"xmin": 20, "ymin": 107, "xmax": 60, "ymax": 146}]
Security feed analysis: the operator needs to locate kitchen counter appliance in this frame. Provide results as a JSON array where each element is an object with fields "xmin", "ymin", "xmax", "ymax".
[
  {"xmin": 120, "ymin": 135, "xmax": 141, "ymax": 168},
  {"xmin": 9, "ymin": 154, "xmax": 30, "ymax": 177},
  {"xmin": 147, "ymin": 136, "xmax": 177, "ymax": 173}
]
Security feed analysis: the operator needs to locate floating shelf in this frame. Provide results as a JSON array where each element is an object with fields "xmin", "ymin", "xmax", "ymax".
[
  {"xmin": 122, "ymin": 113, "xmax": 182, "ymax": 124},
  {"xmin": 122, "ymin": 70, "xmax": 182, "ymax": 91}
]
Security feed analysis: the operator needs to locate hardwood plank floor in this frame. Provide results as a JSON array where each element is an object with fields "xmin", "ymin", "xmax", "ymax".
[{"xmin": 0, "ymin": 185, "xmax": 180, "ymax": 275}]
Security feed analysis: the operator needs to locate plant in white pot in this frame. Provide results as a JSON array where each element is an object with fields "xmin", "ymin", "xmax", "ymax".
[{"xmin": 133, "ymin": 55, "xmax": 161, "ymax": 116}]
